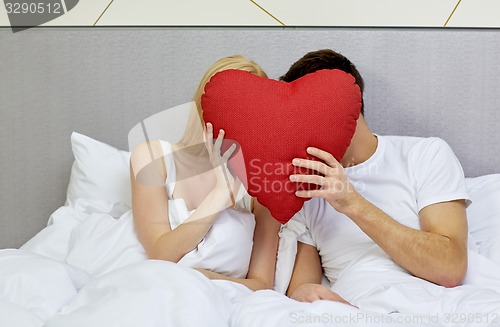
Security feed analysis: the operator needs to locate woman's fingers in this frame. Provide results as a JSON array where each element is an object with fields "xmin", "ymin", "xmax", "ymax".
[
  {"xmin": 206, "ymin": 122, "xmax": 213, "ymax": 140},
  {"xmin": 204, "ymin": 126, "xmax": 235, "ymax": 178},
  {"xmin": 205, "ymin": 123, "xmax": 214, "ymax": 151},
  {"xmin": 222, "ymin": 143, "xmax": 237, "ymax": 161},
  {"xmin": 213, "ymin": 129, "xmax": 224, "ymax": 154},
  {"xmin": 206, "ymin": 126, "xmax": 235, "ymax": 169}
]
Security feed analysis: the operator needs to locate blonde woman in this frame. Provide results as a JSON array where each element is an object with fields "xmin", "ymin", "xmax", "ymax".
[
  {"xmin": 130, "ymin": 55, "xmax": 280, "ymax": 292},
  {"xmin": 41, "ymin": 56, "xmax": 280, "ymax": 327}
]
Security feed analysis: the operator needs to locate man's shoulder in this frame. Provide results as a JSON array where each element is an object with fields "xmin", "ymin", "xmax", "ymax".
[
  {"xmin": 379, "ymin": 135, "xmax": 446, "ymax": 156},
  {"xmin": 380, "ymin": 136, "xmax": 460, "ymax": 184},
  {"xmin": 379, "ymin": 134, "xmax": 441, "ymax": 146}
]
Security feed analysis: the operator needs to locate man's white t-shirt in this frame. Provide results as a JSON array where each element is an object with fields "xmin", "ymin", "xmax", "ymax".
[{"xmin": 291, "ymin": 135, "xmax": 470, "ymax": 284}]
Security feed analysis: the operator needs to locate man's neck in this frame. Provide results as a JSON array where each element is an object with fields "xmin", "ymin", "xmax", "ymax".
[{"xmin": 340, "ymin": 116, "xmax": 378, "ymax": 168}]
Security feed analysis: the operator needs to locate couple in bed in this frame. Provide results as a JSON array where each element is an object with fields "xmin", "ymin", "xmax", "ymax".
[{"xmin": 130, "ymin": 50, "xmax": 500, "ymax": 325}]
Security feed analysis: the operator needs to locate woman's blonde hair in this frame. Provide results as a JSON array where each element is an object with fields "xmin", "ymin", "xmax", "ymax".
[{"xmin": 177, "ymin": 55, "xmax": 267, "ymax": 148}]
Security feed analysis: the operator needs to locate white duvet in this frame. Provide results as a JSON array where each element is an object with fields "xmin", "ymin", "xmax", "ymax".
[
  {"xmin": 1, "ymin": 207, "xmax": 253, "ymax": 327},
  {"xmin": 1, "ymin": 204, "xmax": 500, "ymax": 327}
]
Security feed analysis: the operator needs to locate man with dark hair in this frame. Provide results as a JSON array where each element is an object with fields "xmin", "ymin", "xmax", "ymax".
[
  {"xmin": 280, "ymin": 49, "xmax": 365, "ymax": 116},
  {"xmin": 283, "ymin": 49, "xmax": 469, "ymax": 308}
]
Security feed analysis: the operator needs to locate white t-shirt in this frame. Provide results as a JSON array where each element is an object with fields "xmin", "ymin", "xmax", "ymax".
[{"xmin": 291, "ymin": 135, "xmax": 470, "ymax": 284}]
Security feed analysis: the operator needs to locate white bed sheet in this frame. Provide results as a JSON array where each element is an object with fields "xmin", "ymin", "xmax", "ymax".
[{"xmin": 1, "ymin": 194, "xmax": 500, "ymax": 327}]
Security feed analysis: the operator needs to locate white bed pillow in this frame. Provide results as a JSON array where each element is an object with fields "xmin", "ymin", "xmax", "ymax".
[
  {"xmin": 65, "ymin": 132, "xmax": 131, "ymax": 218},
  {"xmin": 466, "ymin": 174, "xmax": 500, "ymax": 264}
]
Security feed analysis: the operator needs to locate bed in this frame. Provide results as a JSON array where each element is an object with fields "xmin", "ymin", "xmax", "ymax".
[{"xmin": 1, "ymin": 27, "xmax": 500, "ymax": 326}]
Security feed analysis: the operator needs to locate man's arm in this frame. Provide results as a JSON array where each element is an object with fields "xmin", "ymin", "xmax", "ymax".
[
  {"xmin": 287, "ymin": 242, "xmax": 350, "ymax": 304},
  {"xmin": 291, "ymin": 147, "xmax": 468, "ymax": 288},
  {"xmin": 345, "ymin": 198, "xmax": 467, "ymax": 287}
]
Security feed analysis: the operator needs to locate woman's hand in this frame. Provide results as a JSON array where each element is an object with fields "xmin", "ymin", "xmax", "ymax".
[{"xmin": 205, "ymin": 122, "xmax": 238, "ymax": 204}]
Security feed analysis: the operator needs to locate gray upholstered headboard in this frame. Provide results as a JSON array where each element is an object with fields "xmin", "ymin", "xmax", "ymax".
[{"xmin": 1, "ymin": 27, "xmax": 499, "ymax": 248}]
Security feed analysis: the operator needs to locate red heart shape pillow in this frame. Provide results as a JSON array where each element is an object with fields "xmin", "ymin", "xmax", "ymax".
[{"xmin": 201, "ymin": 69, "xmax": 361, "ymax": 224}]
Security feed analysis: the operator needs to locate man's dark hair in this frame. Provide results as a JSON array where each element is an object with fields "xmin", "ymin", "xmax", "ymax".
[{"xmin": 280, "ymin": 49, "xmax": 365, "ymax": 115}]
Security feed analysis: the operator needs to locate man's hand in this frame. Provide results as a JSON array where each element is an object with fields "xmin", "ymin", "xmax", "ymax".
[
  {"xmin": 289, "ymin": 283, "xmax": 352, "ymax": 305},
  {"xmin": 290, "ymin": 147, "xmax": 362, "ymax": 215}
]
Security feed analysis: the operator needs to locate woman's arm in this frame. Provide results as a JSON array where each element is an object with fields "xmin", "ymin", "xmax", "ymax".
[
  {"xmin": 131, "ymin": 139, "xmax": 234, "ymax": 263},
  {"xmin": 196, "ymin": 198, "xmax": 281, "ymax": 291}
]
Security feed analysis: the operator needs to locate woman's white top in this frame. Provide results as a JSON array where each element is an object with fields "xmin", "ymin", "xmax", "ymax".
[{"xmin": 159, "ymin": 141, "xmax": 255, "ymax": 279}]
